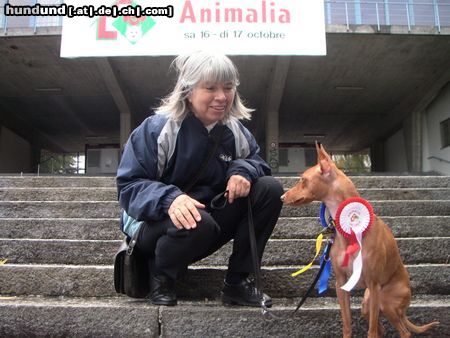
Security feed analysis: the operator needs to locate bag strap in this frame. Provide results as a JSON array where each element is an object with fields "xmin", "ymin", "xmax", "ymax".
[
  {"xmin": 126, "ymin": 223, "xmax": 144, "ymax": 256},
  {"xmin": 182, "ymin": 125, "xmax": 225, "ymax": 193}
]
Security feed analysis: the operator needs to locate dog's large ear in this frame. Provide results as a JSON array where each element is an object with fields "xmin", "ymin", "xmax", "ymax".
[
  {"xmin": 316, "ymin": 141, "xmax": 333, "ymax": 175},
  {"xmin": 319, "ymin": 143, "xmax": 334, "ymax": 162}
]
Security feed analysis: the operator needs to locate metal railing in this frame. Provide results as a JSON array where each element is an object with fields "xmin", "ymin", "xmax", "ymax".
[
  {"xmin": 428, "ymin": 156, "xmax": 450, "ymax": 164},
  {"xmin": 0, "ymin": 1, "xmax": 5, "ymax": 31},
  {"xmin": 0, "ymin": 1, "xmax": 449, "ymax": 33},
  {"xmin": 1, "ymin": 0, "xmax": 63, "ymax": 32},
  {"xmin": 325, "ymin": 0, "xmax": 450, "ymax": 32}
]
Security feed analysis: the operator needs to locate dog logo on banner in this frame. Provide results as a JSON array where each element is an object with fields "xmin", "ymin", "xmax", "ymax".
[{"xmin": 112, "ymin": 0, "xmax": 156, "ymax": 44}]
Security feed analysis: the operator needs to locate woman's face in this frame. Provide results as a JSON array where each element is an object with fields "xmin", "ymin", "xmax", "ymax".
[{"xmin": 188, "ymin": 80, "xmax": 235, "ymax": 125}]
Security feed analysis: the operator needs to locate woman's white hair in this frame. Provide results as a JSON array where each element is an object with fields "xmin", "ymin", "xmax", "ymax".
[{"xmin": 155, "ymin": 50, "xmax": 253, "ymax": 122}]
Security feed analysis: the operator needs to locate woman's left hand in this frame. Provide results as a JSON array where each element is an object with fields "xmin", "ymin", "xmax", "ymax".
[{"xmin": 226, "ymin": 174, "xmax": 251, "ymax": 203}]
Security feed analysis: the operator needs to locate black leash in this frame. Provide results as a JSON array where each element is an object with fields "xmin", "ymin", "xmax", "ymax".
[
  {"xmin": 292, "ymin": 240, "xmax": 332, "ymax": 315},
  {"xmin": 211, "ymin": 191, "xmax": 277, "ymax": 317},
  {"xmin": 211, "ymin": 190, "xmax": 332, "ymax": 319},
  {"xmin": 247, "ymin": 196, "xmax": 280, "ymax": 319}
]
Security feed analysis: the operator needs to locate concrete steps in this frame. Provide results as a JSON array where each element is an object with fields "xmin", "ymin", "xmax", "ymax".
[
  {"xmin": 0, "ymin": 175, "xmax": 448, "ymax": 188},
  {"xmin": 1, "ymin": 237, "xmax": 448, "ymax": 265},
  {"xmin": 0, "ymin": 264, "xmax": 448, "ymax": 298},
  {"xmin": 0, "ymin": 175, "xmax": 449, "ymax": 337},
  {"xmin": 0, "ymin": 216, "xmax": 448, "ymax": 239},
  {"xmin": 0, "ymin": 296, "xmax": 447, "ymax": 338},
  {"xmin": 0, "ymin": 200, "xmax": 448, "ymax": 218},
  {"xmin": 1, "ymin": 187, "xmax": 449, "ymax": 201}
]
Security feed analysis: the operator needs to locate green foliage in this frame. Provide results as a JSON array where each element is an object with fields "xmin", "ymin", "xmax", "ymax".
[
  {"xmin": 39, "ymin": 152, "xmax": 77, "ymax": 174},
  {"xmin": 332, "ymin": 154, "xmax": 371, "ymax": 173}
]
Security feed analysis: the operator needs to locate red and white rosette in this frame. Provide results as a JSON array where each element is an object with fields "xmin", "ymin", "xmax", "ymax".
[{"xmin": 335, "ymin": 197, "xmax": 374, "ymax": 291}]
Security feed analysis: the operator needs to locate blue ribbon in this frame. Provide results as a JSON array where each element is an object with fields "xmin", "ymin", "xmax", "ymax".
[
  {"xmin": 318, "ymin": 203, "xmax": 332, "ymax": 294},
  {"xmin": 319, "ymin": 202, "xmax": 328, "ymax": 228},
  {"xmin": 318, "ymin": 243, "xmax": 332, "ymax": 294}
]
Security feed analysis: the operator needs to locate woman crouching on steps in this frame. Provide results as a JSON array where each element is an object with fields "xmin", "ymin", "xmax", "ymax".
[{"xmin": 116, "ymin": 50, "xmax": 283, "ymax": 306}]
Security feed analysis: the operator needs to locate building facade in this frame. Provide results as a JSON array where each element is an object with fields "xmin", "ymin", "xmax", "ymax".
[{"xmin": 0, "ymin": 0, "xmax": 449, "ymax": 174}]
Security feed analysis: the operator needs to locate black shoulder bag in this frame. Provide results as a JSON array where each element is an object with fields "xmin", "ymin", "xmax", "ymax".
[
  {"xmin": 114, "ymin": 125, "xmax": 225, "ymax": 298},
  {"xmin": 114, "ymin": 225, "xmax": 149, "ymax": 298}
]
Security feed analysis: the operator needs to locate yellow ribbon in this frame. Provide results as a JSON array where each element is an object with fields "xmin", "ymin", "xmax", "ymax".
[
  {"xmin": 291, "ymin": 233, "xmax": 324, "ymax": 277},
  {"xmin": 0, "ymin": 259, "xmax": 7, "ymax": 265}
]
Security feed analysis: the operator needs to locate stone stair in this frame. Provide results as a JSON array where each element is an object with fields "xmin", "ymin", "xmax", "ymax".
[{"xmin": 0, "ymin": 175, "xmax": 449, "ymax": 337}]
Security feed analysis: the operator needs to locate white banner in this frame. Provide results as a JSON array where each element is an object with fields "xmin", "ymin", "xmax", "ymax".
[{"xmin": 60, "ymin": 0, "xmax": 326, "ymax": 57}]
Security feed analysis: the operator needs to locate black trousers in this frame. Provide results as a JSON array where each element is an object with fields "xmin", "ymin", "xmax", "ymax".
[{"xmin": 136, "ymin": 176, "xmax": 283, "ymax": 281}]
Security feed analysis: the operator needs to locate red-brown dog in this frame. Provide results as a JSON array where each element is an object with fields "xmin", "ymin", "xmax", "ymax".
[{"xmin": 281, "ymin": 143, "xmax": 439, "ymax": 338}]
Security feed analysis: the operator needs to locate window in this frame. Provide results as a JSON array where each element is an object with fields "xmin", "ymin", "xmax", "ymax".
[{"xmin": 440, "ymin": 118, "xmax": 450, "ymax": 148}]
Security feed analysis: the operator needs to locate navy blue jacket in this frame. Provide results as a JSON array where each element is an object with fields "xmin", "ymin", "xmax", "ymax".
[{"xmin": 116, "ymin": 113, "xmax": 271, "ymax": 231}]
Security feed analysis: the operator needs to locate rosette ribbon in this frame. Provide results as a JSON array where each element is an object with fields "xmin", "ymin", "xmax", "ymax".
[{"xmin": 335, "ymin": 197, "xmax": 374, "ymax": 292}]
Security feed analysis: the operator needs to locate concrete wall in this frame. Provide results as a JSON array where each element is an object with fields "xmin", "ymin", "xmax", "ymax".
[
  {"xmin": 384, "ymin": 129, "xmax": 408, "ymax": 173},
  {"xmin": 278, "ymin": 147, "xmax": 306, "ymax": 174},
  {"xmin": 0, "ymin": 126, "xmax": 32, "ymax": 173},
  {"xmin": 86, "ymin": 147, "xmax": 120, "ymax": 175},
  {"xmin": 423, "ymin": 84, "xmax": 450, "ymax": 175}
]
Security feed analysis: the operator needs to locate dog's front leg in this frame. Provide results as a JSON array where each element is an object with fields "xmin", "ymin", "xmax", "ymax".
[
  {"xmin": 367, "ymin": 283, "xmax": 381, "ymax": 338},
  {"xmin": 336, "ymin": 278, "xmax": 352, "ymax": 338}
]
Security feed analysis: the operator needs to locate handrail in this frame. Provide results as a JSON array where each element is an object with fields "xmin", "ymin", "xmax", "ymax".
[
  {"xmin": 326, "ymin": 1, "xmax": 447, "ymax": 5},
  {"xmin": 324, "ymin": 0, "xmax": 449, "ymax": 32},
  {"xmin": 428, "ymin": 156, "xmax": 450, "ymax": 164}
]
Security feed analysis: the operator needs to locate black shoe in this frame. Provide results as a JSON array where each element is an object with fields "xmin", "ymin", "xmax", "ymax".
[
  {"xmin": 150, "ymin": 275, "xmax": 177, "ymax": 306},
  {"xmin": 221, "ymin": 278, "xmax": 272, "ymax": 308}
]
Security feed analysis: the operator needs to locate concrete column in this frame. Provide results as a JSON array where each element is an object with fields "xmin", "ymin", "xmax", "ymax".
[
  {"xmin": 95, "ymin": 58, "xmax": 133, "ymax": 153},
  {"xmin": 370, "ymin": 140, "xmax": 385, "ymax": 172},
  {"xmin": 31, "ymin": 146, "xmax": 41, "ymax": 174},
  {"xmin": 266, "ymin": 114, "xmax": 280, "ymax": 173},
  {"xmin": 403, "ymin": 110, "xmax": 423, "ymax": 173},
  {"xmin": 120, "ymin": 112, "xmax": 131, "ymax": 151},
  {"xmin": 264, "ymin": 57, "xmax": 291, "ymax": 174}
]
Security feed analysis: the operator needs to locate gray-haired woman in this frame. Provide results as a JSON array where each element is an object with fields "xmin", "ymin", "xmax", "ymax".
[{"xmin": 117, "ymin": 50, "xmax": 283, "ymax": 306}]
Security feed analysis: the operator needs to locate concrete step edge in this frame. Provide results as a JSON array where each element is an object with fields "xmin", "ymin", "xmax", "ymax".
[
  {"xmin": 1, "ymin": 237, "xmax": 448, "ymax": 242},
  {"xmin": 0, "ymin": 217, "xmax": 118, "ymax": 221},
  {"xmin": 2, "ymin": 263, "xmax": 447, "ymax": 269},
  {"xmin": 1, "ymin": 216, "xmax": 447, "ymax": 240},
  {"xmin": 0, "ymin": 294, "xmax": 448, "ymax": 309},
  {"xmin": 1, "ymin": 199, "xmax": 449, "ymax": 203},
  {"xmin": 0, "ymin": 215, "xmax": 449, "ymax": 221},
  {"xmin": 2, "ymin": 187, "xmax": 449, "ymax": 190},
  {"xmin": 1, "ymin": 295, "xmax": 446, "ymax": 338},
  {"xmin": 1, "ymin": 264, "xmax": 447, "ymax": 298},
  {"xmin": 1, "ymin": 238, "xmax": 448, "ymax": 266},
  {"xmin": 0, "ymin": 187, "xmax": 116, "ymax": 190}
]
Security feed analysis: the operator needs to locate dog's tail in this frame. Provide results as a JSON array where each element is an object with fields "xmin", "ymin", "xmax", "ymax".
[{"xmin": 403, "ymin": 317, "xmax": 439, "ymax": 334}]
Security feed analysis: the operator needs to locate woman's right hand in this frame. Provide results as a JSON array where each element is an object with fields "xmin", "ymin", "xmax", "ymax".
[{"xmin": 168, "ymin": 194, "xmax": 205, "ymax": 230}]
